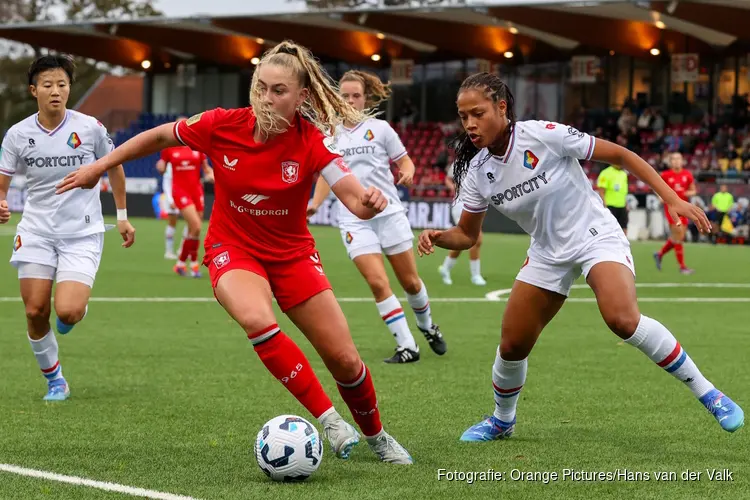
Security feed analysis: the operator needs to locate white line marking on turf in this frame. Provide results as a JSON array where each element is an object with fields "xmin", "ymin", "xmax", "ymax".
[
  {"xmin": 0, "ymin": 464, "xmax": 200, "ymax": 500},
  {"xmin": 484, "ymin": 282, "xmax": 750, "ymax": 301}
]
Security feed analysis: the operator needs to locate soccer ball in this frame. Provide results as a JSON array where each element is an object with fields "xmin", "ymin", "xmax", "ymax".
[{"xmin": 255, "ymin": 415, "xmax": 323, "ymax": 482}]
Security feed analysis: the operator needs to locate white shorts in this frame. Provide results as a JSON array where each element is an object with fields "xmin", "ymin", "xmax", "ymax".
[
  {"xmin": 516, "ymin": 232, "xmax": 635, "ymax": 297},
  {"xmin": 339, "ymin": 211, "xmax": 414, "ymax": 259},
  {"xmin": 451, "ymin": 200, "xmax": 464, "ymax": 226},
  {"xmin": 10, "ymin": 231, "xmax": 104, "ymax": 287}
]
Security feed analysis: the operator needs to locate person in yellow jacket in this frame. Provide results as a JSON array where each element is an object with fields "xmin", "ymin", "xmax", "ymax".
[
  {"xmin": 710, "ymin": 184, "xmax": 734, "ymax": 236},
  {"xmin": 596, "ymin": 164, "xmax": 630, "ymax": 235}
]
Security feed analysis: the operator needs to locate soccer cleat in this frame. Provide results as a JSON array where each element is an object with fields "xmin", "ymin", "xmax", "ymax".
[
  {"xmin": 653, "ymin": 252, "xmax": 663, "ymax": 271},
  {"xmin": 384, "ymin": 347, "xmax": 420, "ymax": 364},
  {"xmin": 438, "ymin": 265, "xmax": 453, "ymax": 285},
  {"xmin": 43, "ymin": 380, "xmax": 70, "ymax": 402},
  {"xmin": 56, "ymin": 305, "xmax": 87, "ymax": 335},
  {"xmin": 418, "ymin": 324, "xmax": 447, "ymax": 355},
  {"xmin": 471, "ymin": 275, "xmax": 487, "ymax": 286},
  {"xmin": 190, "ymin": 265, "xmax": 202, "ymax": 279},
  {"xmin": 173, "ymin": 264, "xmax": 187, "ymax": 277},
  {"xmin": 164, "ymin": 251, "xmax": 178, "ymax": 260},
  {"xmin": 460, "ymin": 415, "xmax": 516, "ymax": 442},
  {"xmin": 680, "ymin": 267, "xmax": 695, "ymax": 275},
  {"xmin": 699, "ymin": 389, "xmax": 744, "ymax": 433},
  {"xmin": 323, "ymin": 415, "xmax": 360, "ymax": 459},
  {"xmin": 366, "ymin": 431, "xmax": 413, "ymax": 464}
]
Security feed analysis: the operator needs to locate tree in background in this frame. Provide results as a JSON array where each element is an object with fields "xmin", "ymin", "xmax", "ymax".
[{"xmin": 0, "ymin": 0, "xmax": 160, "ymax": 133}]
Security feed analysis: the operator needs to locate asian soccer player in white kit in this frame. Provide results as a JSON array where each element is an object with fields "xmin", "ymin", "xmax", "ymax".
[
  {"xmin": 0, "ymin": 55, "xmax": 135, "ymax": 401},
  {"xmin": 438, "ymin": 160, "xmax": 487, "ymax": 286},
  {"xmin": 418, "ymin": 73, "xmax": 743, "ymax": 439},
  {"xmin": 308, "ymin": 70, "xmax": 446, "ymax": 364}
]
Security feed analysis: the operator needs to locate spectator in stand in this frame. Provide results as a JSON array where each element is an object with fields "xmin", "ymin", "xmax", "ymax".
[
  {"xmin": 651, "ymin": 110, "xmax": 665, "ymax": 132},
  {"xmin": 399, "ymin": 98, "xmax": 417, "ymax": 128},
  {"xmin": 649, "ymin": 129, "xmax": 665, "ymax": 153},
  {"xmin": 664, "ymin": 129, "xmax": 684, "ymax": 153},
  {"xmin": 433, "ymin": 142, "xmax": 449, "ymax": 170},
  {"xmin": 627, "ymin": 126, "xmax": 640, "ymax": 151},
  {"xmin": 617, "ymin": 108, "xmax": 636, "ymax": 135},
  {"xmin": 637, "ymin": 108, "xmax": 653, "ymax": 131}
]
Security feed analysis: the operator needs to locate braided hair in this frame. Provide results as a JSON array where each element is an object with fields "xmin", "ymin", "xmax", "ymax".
[{"xmin": 451, "ymin": 72, "xmax": 516, "ymax": 198}]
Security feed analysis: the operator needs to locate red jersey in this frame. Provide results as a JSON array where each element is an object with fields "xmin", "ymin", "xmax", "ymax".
[
  {"xmin": 661, "ymin": 169, "xmax": 694, "ymax": 201},
  {"xmin": 160, "ymin": 146, "xmax": 205, "ymax": 188},
  {"xmin": 174, "ymin": 107, "xmax": 341, "ymax": 263}
]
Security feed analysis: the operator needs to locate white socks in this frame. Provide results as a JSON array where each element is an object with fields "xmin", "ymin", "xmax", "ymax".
[
  {"xmin": 29, "ymin": 330, "xmax": 64, "ymax": 384},
  {"xmin": 491, "ymin": 348, "xmax": 527, "ymax": 423},
  {"xmin": 625, "ymin": 315, "xmax": 714, "ymax": 398},
  {"xmin": 376, "ymin": 295, "xmax": 417, "ymax": 351},
  {"xmin": 405, "ymin": 280, "xmax": 432, "ymax": 331}
]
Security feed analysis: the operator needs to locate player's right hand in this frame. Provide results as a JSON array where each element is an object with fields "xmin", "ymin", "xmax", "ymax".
[
  {"xmin": 306, "ymin": 203, "xmax": 317, "ymax": 221},
  {"xmin": 417, "ymin": 229, "xmax": 443, "ymax": 257},
  {"xmin": 0, "ymin": 200, "xmax": 10, "ymax": 224},
  {"xmin": 56, "ymin": 164, "xmax": 103, "ymax": 194}
]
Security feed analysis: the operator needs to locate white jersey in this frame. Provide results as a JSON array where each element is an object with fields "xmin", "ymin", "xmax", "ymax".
[
  {"xmin": 333, "ymin": 118, "xmax": 407, "ymax": 223},
  {"xmin": 461, "ymin": 120, "xmax": 620, "ymax": 264},
  {"xmin": 0, "ymin": 110, "xmax": 114, "ymax": 238}
]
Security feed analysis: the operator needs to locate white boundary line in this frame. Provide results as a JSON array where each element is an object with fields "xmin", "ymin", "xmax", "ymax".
[
  {"xmin": 0, "ymin": 464, "xmax": 200, "ymax": 500},
  {"xmin": 484, "ymin": 282, "xmax": 750, "ymax": 301},
  {"xmin": 0, "ymin": 281, "xmax": 748, "ymax": 304}
]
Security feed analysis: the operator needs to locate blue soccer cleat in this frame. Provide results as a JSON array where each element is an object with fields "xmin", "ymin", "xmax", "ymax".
[
  {"xmin": 56, "ymin": 305, "xmax": 87, "ymax": 335},
  {"xmin": 43, "ymin": 380, "xmax": 70, "ymax": 402},
  {"xmin": 700, "ymin": 389, "xmax": 744, "ymax": 432},
  {"xmin": 653, "ymin": 252, "xmax": 663, "ymax": 271},
  {"xmin": 460, "ymin": 415, "xmax": 516, "ymax": 442}
]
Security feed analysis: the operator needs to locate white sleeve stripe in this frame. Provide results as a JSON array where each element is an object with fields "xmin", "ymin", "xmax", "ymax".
[
  {"xmin": 173, "ymin": 122, "xmax": 186, "ymax": 146},
  {"xmin": 0, "ymin": 168, "xmax": 13, "ymax": 176},
  {"xmin": 463, "ymin": 204, "xmax": 488, "ymax": 213},
  {"xmin": 585, "ymin": 136, "xmax": 595, "ymax": 161},
  {"xmin": 390, "ymin": 150, "xmax": 408, "ymax": 162}
]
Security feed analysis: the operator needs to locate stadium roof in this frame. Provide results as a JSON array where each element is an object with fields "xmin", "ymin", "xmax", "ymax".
[{"xmin": 1, "ymin": 0, "xmax": 750, "ymax": 71}]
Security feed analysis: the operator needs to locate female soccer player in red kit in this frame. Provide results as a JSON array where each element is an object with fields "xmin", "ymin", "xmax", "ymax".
[{"xmin": 56, "ymin": 41, "xmax": 413, "ymax": 464}]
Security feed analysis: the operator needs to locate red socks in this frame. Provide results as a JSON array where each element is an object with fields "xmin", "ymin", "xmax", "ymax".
[
  {"xmin": 249, "ymin": 325, "xmax": 333, "ymax": 419},
  {"xmin": 658, "ymin": 239, "xmax": 674, "ymax": 257},
  {"xmin": 674, "ymin": 243, "xmax": 686, "ymax": 269},
  {"xmin": 336, "ymin": 362, "xmax": 383, "ymax": 437},
  {"xmin": 178, "ymin": 237, "xmax": 199, "ymax": 263}
]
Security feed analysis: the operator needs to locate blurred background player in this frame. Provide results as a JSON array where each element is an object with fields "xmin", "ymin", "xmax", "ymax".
[
  {"xmin": 308, "ymin": 70, "xmax": 446, "ymax": 364},
  {"xmin": 157, "ymin": 119, "xmax": 214, "ymax": 278},
  {"xmin": 418, "ymin": 72, "xmax": 742, "ymax": 441},
  {"xmin": 438, "ymin": 160, "xmax": 486, "ymax": 286},
  {"xmin": 596, "ymin": 163, "xmax": 629, "ymax": 235},
  {"xmin": 156, "ymin": 144, "xmax": 181, "ymax": 259},
  {"xmin": 57, "ymin": 41, "xmax": 412, "ymax": 464},
  {"xmin": 654, "ymin": 152, "xmax": 696, "ymax": 274},
  {"xmin": 0, "ymin": 55, "xmax": 135, "ymax": 402}
]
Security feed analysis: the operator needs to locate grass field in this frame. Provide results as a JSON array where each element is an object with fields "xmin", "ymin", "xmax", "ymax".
[{"xmin": 0, "ymin": 218, "xmax": 748, "ymax": 500}]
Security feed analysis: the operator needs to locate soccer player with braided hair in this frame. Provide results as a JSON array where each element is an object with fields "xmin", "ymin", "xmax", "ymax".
[
  {"xmin": 56, "ymin": 41, "xmax": 413, "ymax": 464},
  {"xmin": 308, "ymin": 70, "xmax": 447, "ymax": 364},
  {"xmin": 418, "ymin": 72, "xmax": 743, "ymax": 441}
]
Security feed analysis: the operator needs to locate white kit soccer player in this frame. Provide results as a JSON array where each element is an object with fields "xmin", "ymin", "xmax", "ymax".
[
  {"xmin": 323, "ymin": 116, "xmax": 445, "ymax": 362},
  {"xmin": 459, "ymin": 121, "xmax": 632, "ymax": 293}
]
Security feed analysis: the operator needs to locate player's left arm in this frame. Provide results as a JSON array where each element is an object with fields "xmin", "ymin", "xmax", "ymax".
[
  {"xmin": 94, "ymin": 121, "xmax": 135, "ymax": 247},
  {"xmin": 0, "ymin": 175, "xmax": 10, "ymax": 224},
  {"xmin": 591, "ymin": 139, "xmax": 710, "ymax": 232},
  {"xmin": 383, "ymin": 123, "xmax": 413, "ymax": 186},
  {"xmin": 685, "ymin": 172, "xmax": 697, "ymax": 198},
  {"xmin": 107, "ymin": 165, "xmax": 136, "ymax": 248}
]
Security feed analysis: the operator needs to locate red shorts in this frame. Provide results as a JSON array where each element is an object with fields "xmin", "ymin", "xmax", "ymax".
[
  {"xmin": 172, "ymin": 184, "xmax": 204, "ymax": 212},
  {"xmin": 205, "ymin": 245, "xmax": 332, "ymax": 312},
  {"xmin": 664, "ymin": 207, "xmax": 688, "ymax": 226}
]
